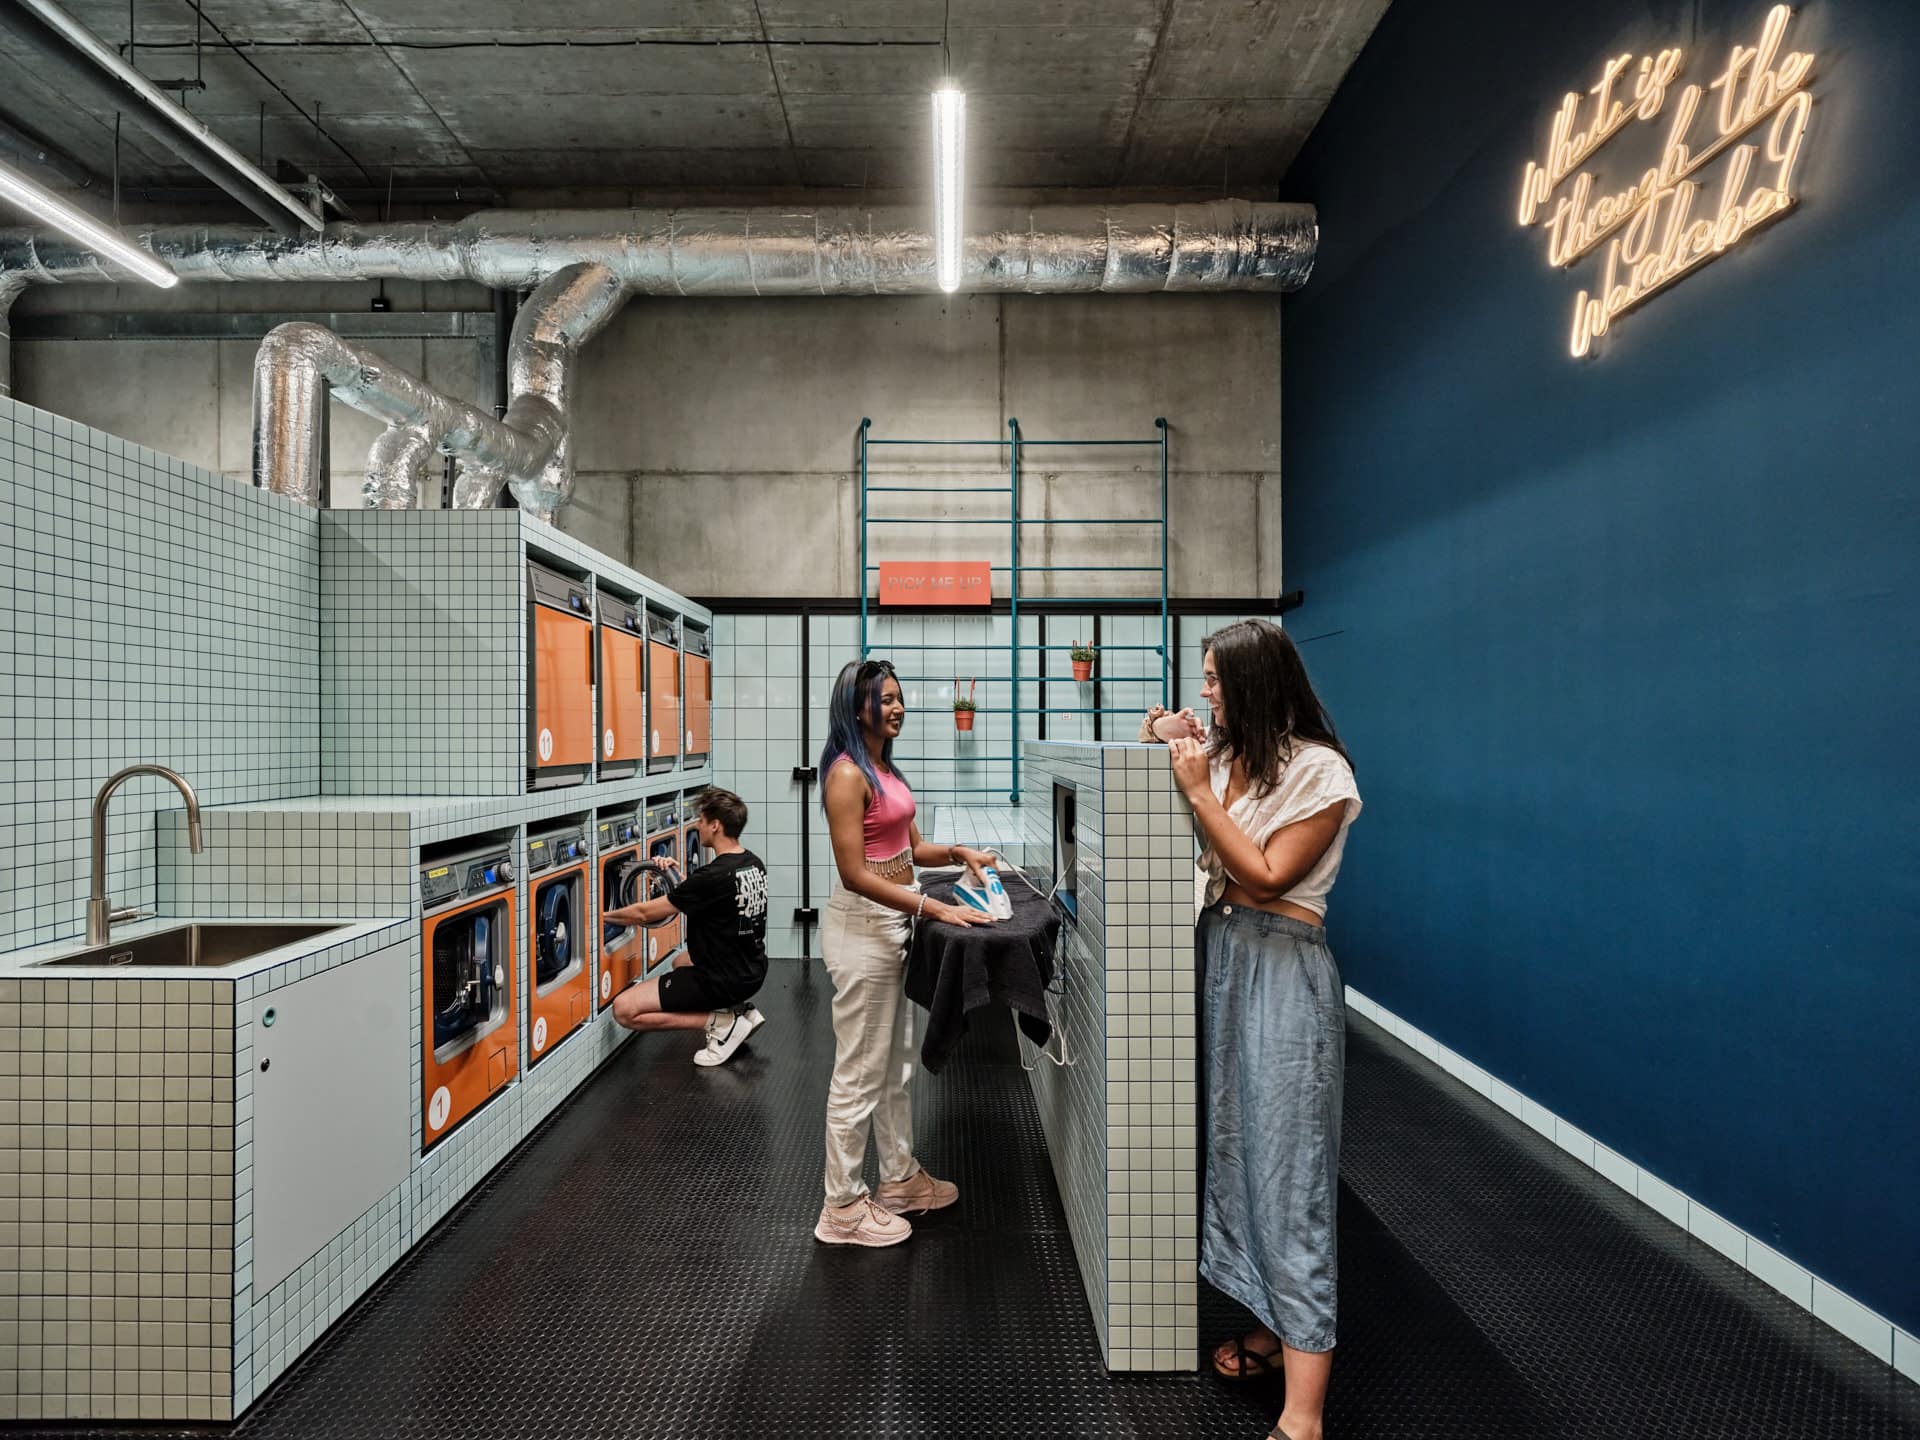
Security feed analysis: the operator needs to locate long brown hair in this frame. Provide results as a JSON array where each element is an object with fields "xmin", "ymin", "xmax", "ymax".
[{"xmin": 1203, "ymin": 619, "xmax": 1349, "ymax": 796}]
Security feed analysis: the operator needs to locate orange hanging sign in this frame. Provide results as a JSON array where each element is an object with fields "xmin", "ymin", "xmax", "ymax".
[{"xmin": 877, "ymin": 561, "xmax": 993, "ymax": 607}]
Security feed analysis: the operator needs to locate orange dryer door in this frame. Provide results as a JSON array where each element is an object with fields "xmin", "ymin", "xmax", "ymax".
[
  {"xmin": 600, "ymin": 628, "xmax": 647, "ymax": 764},
  {"xmin": 685, "ymin": 652, "xmax": 711, "ymax": 757},
  {"xmin": 422, "ymin": 889, "xmax": 518, "ymax": 1152},
  {"xmin": 597, "ymin": 847, "xmax": 643, "ymax": 1005},
  {"xmin": 648, "ymin": 639, "xmax": 680, "ymax": 761},
  {"xmin": 528, "ymin": 862, "xmax": 592, "ymax": 1065},
  {"xmin": 644, "ymin": 831, "xmax": 682, "ymax": 966},
  {"xmin": 533, "ymin": 606, "xmax": 595, "ymax": 770}
]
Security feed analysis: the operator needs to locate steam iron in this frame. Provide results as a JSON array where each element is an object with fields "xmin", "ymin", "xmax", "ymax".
[{"xmin": 953, "ymin": 866, "xmax": 1014, "ymax": 920}]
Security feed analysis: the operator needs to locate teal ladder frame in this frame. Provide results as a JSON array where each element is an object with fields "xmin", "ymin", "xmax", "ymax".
[{"xmin": 857, "ymin": 416, "xmax": 1171, "ymax": 802}]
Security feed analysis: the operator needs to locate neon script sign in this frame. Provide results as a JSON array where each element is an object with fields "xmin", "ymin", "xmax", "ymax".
[{"xmin": 1517, "ymin": 4, "xmax": 1813, "ymax": 358}]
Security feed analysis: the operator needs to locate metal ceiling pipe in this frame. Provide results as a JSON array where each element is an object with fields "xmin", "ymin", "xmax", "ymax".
[
  {"xmin": 458, "ymin": 263, "xmax": 630, "ymax": 517},
  {"xmin": 0, "ymin": 201, "xmax": 1318, "ymax": 293},
  {"xmin": 218, "ymin": 202, "xmax": 1321, "ymax": 519},
  {"xmin": 252, "ymin": 321, "xmax": 552, "ymax": 509},
  {"xmin": 8, "ymin": 0, "xmax": 323, "ymax": 233}
]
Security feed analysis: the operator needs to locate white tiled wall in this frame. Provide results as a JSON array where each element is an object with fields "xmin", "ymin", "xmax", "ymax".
[
  {"xmin": 0, "ymin": 396, "xmax": 319, "ymax": 951},
  {"xmin": 0, "ymin": 390, "xmax": 717, "ymax": 1420},
  {"xmin": 0, "ymin": 974, "xmax": 239, "ymax": 1422},
  {"xmin": 319, "ymin": 512, "xmax": 524, "ymax": 796},
  {"xmin": 1022, "ymin": 742, "xmax": 1198, "ymax": 1372}
]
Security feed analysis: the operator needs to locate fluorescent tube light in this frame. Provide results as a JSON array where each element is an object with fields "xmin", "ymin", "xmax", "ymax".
[
  {"xmin": 0, "ymin": 155, "xmax": 177, "ymax": 288},
  {"xmin": 933, "ymin": 84, "xmax": 965, "ymax": 293}
]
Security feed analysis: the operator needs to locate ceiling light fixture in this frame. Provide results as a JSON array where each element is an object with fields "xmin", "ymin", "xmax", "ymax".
[
  {"xmin": 0, "ymin": 154, "xmax": 177, "ymax": 288},
  {"xmin": 933, "ymin": 83, "xmax": 965, "ymax": 293}
]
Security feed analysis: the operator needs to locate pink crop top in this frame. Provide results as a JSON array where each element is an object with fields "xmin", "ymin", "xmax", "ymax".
[{"xmin": 834, "ymin": 757, "xmax": 916, "ymax": 860}]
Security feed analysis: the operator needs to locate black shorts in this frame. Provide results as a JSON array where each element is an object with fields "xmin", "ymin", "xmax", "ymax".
[{"xmin": 656, "ymin": 967, "xmax": 758, "ymax": 1013}]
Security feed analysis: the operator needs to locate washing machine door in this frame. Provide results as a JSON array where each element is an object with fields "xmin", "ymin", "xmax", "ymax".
[
  {"xmin": 535, "ymin": 877, "xmax": 574, "ymax": 987},
  {"xmin": 432, "ymin": 907, "xmax": 502, "ymax": 1048},
  {"xmin": 683, "ymin": 828, "xmax": 702, "ymax": 874}
]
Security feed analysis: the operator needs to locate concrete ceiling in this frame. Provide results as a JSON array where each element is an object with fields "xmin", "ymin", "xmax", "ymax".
[{"xmin": 0, "ymin": 0, "xmax": 1390, "ymax": 202}]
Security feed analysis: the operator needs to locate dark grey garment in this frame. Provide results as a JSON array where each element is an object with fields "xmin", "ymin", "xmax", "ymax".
[{"xmin": 1198, "ymin": 902, "xmax": 1345, "ymax": 1353}]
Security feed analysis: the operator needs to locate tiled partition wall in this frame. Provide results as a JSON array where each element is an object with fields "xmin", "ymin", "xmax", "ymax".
[
  {"xmin": 710, "ymin": 610, "xmax": 1272, "ymax": 959},
  {"xmin": 1022, "ymin": 742, "xmax": 1199, "ymax": 1371},
  {"xmin": 0, "ymin": 396, "xmax": 318, "ymax": 951}
]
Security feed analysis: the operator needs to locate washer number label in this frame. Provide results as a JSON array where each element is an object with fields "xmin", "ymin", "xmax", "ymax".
[
  {"xmin": 538, "ymin": 727, "xmax": 555, "ymax": 762},
  {"xmin": 428, "ymin": 1086, "xmax": 452, "ymax": 1132}
]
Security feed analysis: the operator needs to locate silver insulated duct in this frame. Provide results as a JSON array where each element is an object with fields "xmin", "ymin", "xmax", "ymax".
[{"xmin": 15, "ymin": 201, "xmax": 1320, "ymax": 515}]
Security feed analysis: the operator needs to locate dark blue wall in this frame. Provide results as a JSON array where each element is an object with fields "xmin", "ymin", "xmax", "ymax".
[{"xmin": 1281, "ymin": 0, "xmax": 1919, "ymax": 1330}]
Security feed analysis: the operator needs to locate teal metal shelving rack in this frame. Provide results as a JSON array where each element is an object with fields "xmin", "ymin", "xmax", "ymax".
[{"xmin": 857, "ymin": 416, "xmax": 1171, "ymax": 802}]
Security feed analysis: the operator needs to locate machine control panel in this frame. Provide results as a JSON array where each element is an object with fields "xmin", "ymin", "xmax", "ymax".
[
  {"xmin": 597, "ymin": 812, "xmax": 642, "ymax": 851},
  {"xmin": 684, "ymin": 626, "xmax": 711, "ymax": 657},
  {"xmin": 645, "ymin": 800, "xmax": 681, "ymax": 832},
  {"xmin": 529, "ymin": 828, "xmax": 588, "ymax": 872},
  {"xmin": 601, "ymin": 594, "xmax": 642, "ymax": 633},
  {"xmin": 420, "ymin": 847, "xmax": 514, "ymax": 911},
  {"xmin": 647, "ymin": 610, "xmax": 678, "ymax": 646},
  {"xmin": 529, "ymin": 561, "xmax": 590, "ymax": 617}
]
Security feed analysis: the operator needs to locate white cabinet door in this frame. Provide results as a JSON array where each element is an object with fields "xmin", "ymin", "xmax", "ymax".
[{"xmin": 251, "ymin": 947, "xmax": 410, "ymax": 1298}]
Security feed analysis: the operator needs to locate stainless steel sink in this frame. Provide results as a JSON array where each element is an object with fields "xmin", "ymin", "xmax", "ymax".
[{"xmin": 35, "ymin": 922, "xmax": 344, "ymax": 969}]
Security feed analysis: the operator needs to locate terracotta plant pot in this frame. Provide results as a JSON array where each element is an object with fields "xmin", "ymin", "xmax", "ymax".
[
  {"xmin": 1071, "ymin": 660, "xmax": 1093, "ymax": 682},
  {"xmin": 954, "ymin": 710, "xmax": 975, "ymax": 731}
]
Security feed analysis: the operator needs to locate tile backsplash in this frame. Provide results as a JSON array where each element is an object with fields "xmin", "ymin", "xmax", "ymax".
[{"xmin": 0, "ymin": 398, "xmax": 318, "ymax": 951}]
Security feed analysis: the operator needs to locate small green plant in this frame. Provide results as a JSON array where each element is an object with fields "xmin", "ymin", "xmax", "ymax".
[
  {"xmin": 1070, "ymin": 642, "xmax": 1096, "ymax": 663},
  {"xmin": 952, "ymin": 696, "xmax": 977, "ymax": 713},
  {"xmin": 953, "ymin": 677, "xmax": 977, "ymax": 712}
]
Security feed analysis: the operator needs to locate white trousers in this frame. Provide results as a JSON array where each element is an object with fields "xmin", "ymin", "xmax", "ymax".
[{"xmin": 820, "ymin": 884, "xmax": 922, "ymax": 1206}]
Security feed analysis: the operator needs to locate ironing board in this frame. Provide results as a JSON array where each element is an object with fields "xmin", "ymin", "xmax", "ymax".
[{"xmin": 905, "ymin": 876, "xmax": 1059, "ymax": 1075}]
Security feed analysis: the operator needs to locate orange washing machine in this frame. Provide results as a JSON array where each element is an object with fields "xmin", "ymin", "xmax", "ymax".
[
  {"xmin": 683, "ymin": 624, "xmax": 712, "ymax": 768},
  {"xmin": 646, "ymin": 608, "xmax": 681, "ymax": 774},
  {"xmin": 526, "ymin": 820, "xmax": 593, "ymax": 1066},
  {"xmin": 598, "ymin": 592, "xmax": 647, "ymax": 781},
  {"xmin": 528, "ymin": 561, "xmax": 595, "ymax": 789},
  {"xmin": 596, "ymin": 805, "xmax": 645, "ymax": 1006},
  {"xmin": 641, "ymin": 797, "xmax": 684, "ymax": 976},
  {"xmin": 421, "ymin": 840, "xmax": 517, "ymax": 1152}
]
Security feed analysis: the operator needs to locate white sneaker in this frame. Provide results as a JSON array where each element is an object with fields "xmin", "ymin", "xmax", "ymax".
[
  {"xmin": 813, "ymin": 1196, "xmax": 913, "ymax": 1247},
  {"xmin": 694, "ymin": 1010, "xmax": 750, "ymax": 1067},
  {"xmin": 740, "ymin": 1005, "xmax": 766, "ymax": 1039}
]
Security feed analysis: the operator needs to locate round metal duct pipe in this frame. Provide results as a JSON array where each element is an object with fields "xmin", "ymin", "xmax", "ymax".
[
  {"xmin": 24, "ymin": 201, "xmax": 1320, "ymax": 518},
  {"xmin": 0, "ymin": 200, "xmax": 1317, "ymax": 293}
]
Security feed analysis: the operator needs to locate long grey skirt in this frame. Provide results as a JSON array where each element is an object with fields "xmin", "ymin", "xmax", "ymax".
[{"xmin": 1198, "ymin": 902, "xmax": 1345, "ymax": 1353}]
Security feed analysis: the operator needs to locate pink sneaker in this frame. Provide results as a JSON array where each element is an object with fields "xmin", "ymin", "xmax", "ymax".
[
  {"xmin": 874, "ymin": 1169, "xmax": 959, "ymax": 1216},
  {"xmin": 814, "ymin": 1197, "xmax": 913, "ymax": 1247}
]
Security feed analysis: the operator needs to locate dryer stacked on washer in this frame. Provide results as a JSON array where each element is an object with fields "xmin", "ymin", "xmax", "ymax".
[{"xmin": 526, "ymin": 818, "xmax": 594, "ymax": 1065}]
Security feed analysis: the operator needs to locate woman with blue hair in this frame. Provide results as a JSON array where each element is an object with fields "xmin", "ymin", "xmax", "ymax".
[{"xmin": 813, "ymin": 657, "xmax": 999, "ymax": 1248}]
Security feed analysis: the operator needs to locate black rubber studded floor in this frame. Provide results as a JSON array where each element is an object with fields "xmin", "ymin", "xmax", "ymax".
[{"xmin": 19, "ymin": 968, "xmax": 1919, "ymax": 1439}]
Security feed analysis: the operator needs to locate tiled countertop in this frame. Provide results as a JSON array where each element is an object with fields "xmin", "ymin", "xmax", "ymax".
[{"xmin": 0, "ymin": 914, "xmax": 410, "ymax": 980}]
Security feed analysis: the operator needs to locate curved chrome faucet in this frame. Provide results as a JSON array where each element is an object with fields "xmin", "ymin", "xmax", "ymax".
[{"xmin": 87, "ymin": 765, "xmax": 204, "ymax": 945}]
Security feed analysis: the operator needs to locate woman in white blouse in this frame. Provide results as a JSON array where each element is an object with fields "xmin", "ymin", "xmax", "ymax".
[{"xmin": 1143, "ymin": 618, "xmax": 1361, "ymax": 1440}]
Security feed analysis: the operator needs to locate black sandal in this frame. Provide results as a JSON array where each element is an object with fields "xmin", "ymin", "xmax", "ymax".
[{"xmin": 1212, "ymin": 1334, "xmax": 1284, "ymax": 1380}]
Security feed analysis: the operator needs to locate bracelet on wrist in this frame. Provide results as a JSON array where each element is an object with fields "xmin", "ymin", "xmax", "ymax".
[{"xmin": 915, "ymin": 893, "xmax": 928, "ymax": 919}]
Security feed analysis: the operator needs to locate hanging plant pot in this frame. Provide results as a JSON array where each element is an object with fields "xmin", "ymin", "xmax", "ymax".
[
  {"xmin": 1071, "ymin": 644, "xmax": 1095, "ymax": 682},
  {"xmin": 954, "ymin": 708, "xmax": 976, "ymax": 732},
  {"xmin": 1070, "ymin": 659, "xmax": 1093, "ymax": 682}
]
